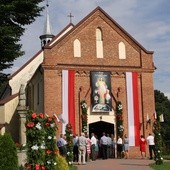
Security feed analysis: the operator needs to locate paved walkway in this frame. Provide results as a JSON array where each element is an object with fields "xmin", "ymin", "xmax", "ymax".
[{"xmin": 75, "ymin": 158, "xmax": 155, "ymax": 170}]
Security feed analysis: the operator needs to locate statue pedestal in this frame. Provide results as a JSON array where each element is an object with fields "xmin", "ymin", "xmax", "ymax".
[{"xmin": 17, "ymin": 106, "xmax": 27, "ymax": 145}]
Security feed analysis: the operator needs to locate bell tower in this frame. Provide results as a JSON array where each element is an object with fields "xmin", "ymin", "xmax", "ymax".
[{"xmin": 39, "ymin": 0, "xmax": 54, "ymax": 48}]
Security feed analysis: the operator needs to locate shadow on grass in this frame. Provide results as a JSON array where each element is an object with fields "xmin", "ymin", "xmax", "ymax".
[{"xmin": 150, "ymin": 162, "xmax": 170, "ymax": 170}]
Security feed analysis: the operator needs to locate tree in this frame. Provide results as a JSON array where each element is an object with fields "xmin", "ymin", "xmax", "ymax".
[
  {"xmin": 154, "ymin": 90, "xmax": 170, "ymax": 154},
  {"xmin": 0, "ymin": 0, "xmax": 44, "ymax": 84},
  {"xmin": 0, "ymin": 133, "xmax": 18, "ymax": 170}
]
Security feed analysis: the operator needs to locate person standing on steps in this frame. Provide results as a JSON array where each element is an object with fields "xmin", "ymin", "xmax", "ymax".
[
  {"xmin": 140, "ymin": 135, "xmax": 146, "ymax": 159},
  {"xmin": 73, "ymin": 134, "xmax": 79, "ymax": 162},
  {"xmin": 146, "ymin": 133, "xmax": 155, "ymax": 160},
  {"xmin": 57, "ymin": 134, "xmax": 67, "ymax": 157},
  {"xmin": 123, "ymin": 134, "xmax": 129, "ymax": 159},
  {"xmin": 86, "ymin": 134, "xmax": 91, "ymax": 162},
  {"xmin": 117, "ymin": 135, "xmax": 123, "ymax": 159},
  {"xmin": 100, "ymin": 132, "xmax": 108, "ymax": 160},
  {"xmin": 78, "ymin": 132, "xmax": 87, "ymax": 165},
  {"xmin": 90, "ymin": 133, "xmax": 97, "ymax": 161}
]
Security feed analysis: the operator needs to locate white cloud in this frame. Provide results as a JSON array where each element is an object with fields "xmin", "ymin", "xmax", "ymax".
[
  {"xmin": 164, "ymin": 93, "xmax": 170, "ymax": 99},
  {"xmin": 6, "ymin": 0, "xmax": 170, "ymax": 95}
]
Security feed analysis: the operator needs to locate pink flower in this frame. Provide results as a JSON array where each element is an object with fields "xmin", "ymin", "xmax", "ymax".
[
  {"xmin": 27, "ymin": 122, "xmax": 34, "ymax": 128},
  {"xmin": 35, "ymin": 164, "xmax": 40, "ymax": 170},
  {"xmin": 46, "ymin": 150, "xmax": 51, "ymax": 155},
  {"xmin": 48, "ymin": 117, "xmax": 53, "ymax": 122},
  {"xmin": 31, "ymin": 113, "xmax": 37, "ymax": 119},
  {"xmin": 39, "ymin": 113, "xmax": 44, "ymax": 118},
  {"xmin": 45, "ymin": 123, "xmax": 50, "ymax": 126}
]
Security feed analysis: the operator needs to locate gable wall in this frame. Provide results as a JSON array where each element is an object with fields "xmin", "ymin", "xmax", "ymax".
[
  {"xmin": 42, "ymin": 9, "xmax": 155, "ymax": 157},
  {"xmin": 46, "ymin": 14, "xmax": 143, "ymax": 68}
]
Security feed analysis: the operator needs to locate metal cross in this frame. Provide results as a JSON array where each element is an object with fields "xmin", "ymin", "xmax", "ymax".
[
  {"xmin": 67, "ymin": 13, "xmax": 74, "ymax": 23},
  {"xmin": 46, "ymin": 0, "xmax": 49, "ymax": 7}
]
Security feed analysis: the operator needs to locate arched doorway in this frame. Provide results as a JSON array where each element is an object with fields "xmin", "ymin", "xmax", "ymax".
[{"xmin": 89, "ymin": 121, "xmax": 114, "ymax": 139}]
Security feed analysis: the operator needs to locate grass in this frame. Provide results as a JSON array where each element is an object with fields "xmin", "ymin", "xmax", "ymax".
[
  {"xmin": 149, "ymin": 155, "xmax": 170, "ymax": 170},
  {"xmin": 150, "ymin": 162, "xmax": 170, "ymax": 170},
  {"xmin": 69, "ymin": 165, "xmax": 78, "ymax": 170},
  {"xmin": 163, "ymin": 155, "xmax": 170, "ymax": 160}
]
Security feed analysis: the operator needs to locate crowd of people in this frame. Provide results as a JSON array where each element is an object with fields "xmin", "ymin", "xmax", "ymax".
[{"xmin": 57, "ymin": 132, "xmax": 156, "ymax": 165}]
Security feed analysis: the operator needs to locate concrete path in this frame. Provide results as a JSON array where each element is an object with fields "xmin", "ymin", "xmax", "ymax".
[{"xmin": 75, "ymin": 158, "xmax": 154, "ymax": 170}]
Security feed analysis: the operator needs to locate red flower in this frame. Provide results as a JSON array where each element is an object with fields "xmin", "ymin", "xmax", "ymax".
[
  {"xmin": 82, "ymin": 115, "xmax": 87, "ymax": 121},
  {"xmin": 54, "ymin": 149, "xmax": 58, "ymax": 155},
  {"xmin": 46, "ymin": 150, "xmax": 51, "ymax": 154},
  {"xmin": 116, "ymin": 114, "xmax": 123, "ymax": 120},
  {"xmin": 27, "ymin": 122, "xmax": 35, "ymax": 128},
  {"xmin": 48, "ymin": 117, "xmax": 53, "ymax": 122},
  {"xmin": 45, "ymin": 123, "xmax": 50, "ymax": 126},
  {"xmin": 35, "ymin": 164, "xmax": 40, "ymax": 170},
  {"xmin": 39, "ymin": 113, "xmax": 44, "ymax": 118},
  {"xmin": 31, "ymin": 113, "xmax": 37, "ymax": 119},
  {"xmin": 41, "ymin": 166, "xmax": 46, "ymax": 170}
]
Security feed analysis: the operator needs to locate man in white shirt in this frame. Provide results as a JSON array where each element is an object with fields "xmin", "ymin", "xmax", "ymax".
[
  {"xmin": 90, "ymin": 133, "xmax": 97, "ymax": 161},
  {"xmin": 146, "ymin": 133, "xmax": 155, "ymax": 160}
]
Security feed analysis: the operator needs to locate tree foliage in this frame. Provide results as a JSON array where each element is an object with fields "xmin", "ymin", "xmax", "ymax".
[
  {"xmin": 0, "ymin": 0, "xmax": 44, "ymax": 83},
  {"xmin": 154, "ymin": 90, "xmax": 170, "ymax": 154},
  {"xmin": 0, "ymin": 133, "xmax": 18, "ymax": 170}
]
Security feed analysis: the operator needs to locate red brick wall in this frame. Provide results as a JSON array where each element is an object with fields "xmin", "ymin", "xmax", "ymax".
[{"xmin": 42, "ymin": 9, "xmax": 155, "ymax": 156}]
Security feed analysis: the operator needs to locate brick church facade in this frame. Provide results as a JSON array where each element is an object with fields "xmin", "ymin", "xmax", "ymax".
[{"xmin": 0, "ymin": 6, "xmax": 156, "ymax": 157}]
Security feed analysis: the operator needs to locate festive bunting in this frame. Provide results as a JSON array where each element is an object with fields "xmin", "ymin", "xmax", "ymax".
[
  {"xmin": 126, "ymin": 72, "xmax": 140, "ymax": 146},
  {"xmin": 159, "ymin": 114, "xmax": 164, "ymax": 122},
  {"xmin": 62, "ymin": 70, "xmax": 75, "ymax": 134}
]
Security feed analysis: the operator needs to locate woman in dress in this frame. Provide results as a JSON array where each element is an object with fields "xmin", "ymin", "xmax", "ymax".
[
  {"xmin": 140, "ymin": 135, "xmax": 146, "ymax": 159},
  {"xmin": 123, "ymin": 134, "xmax": 129, "ymax": 159},
  {"xmin": 86, "ymin": 134, "xmax": 91, "ymax": 161}
]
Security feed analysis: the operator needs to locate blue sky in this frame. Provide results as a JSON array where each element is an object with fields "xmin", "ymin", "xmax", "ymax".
[{"xmin": 7, "ymin": 0, "xmax": 170, "ymax": 98}]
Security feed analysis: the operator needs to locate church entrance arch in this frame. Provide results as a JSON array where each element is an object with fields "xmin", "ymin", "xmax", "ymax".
[{"xmin": 89, "ymin": 121, "xmax": 114, "ymax": 139}]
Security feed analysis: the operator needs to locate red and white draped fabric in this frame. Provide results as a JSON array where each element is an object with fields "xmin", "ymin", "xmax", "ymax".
[
  {"xmin": 62, "ymin": 70, "xmax": 75, "ymax": 134},
  {"xmin": 126, "ymin": 72, "xmax": 140, "ymax": 146}
]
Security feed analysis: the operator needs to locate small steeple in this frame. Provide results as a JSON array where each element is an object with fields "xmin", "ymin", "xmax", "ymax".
[{"xmin": 39, "ymin": 0, "xmax": 54, "ymax": 48}]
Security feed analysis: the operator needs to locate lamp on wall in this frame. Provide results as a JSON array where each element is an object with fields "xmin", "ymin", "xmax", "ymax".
[
  {"xmin": 99, "ymin": 116, "xmax": 102, "ymax": 121},
  {"xmin": 146, "ymin": 113, "xmax": 151, "ymax": 129},
  {"xmin": 146, "ymin": 118, "xmax": 151, "ymax": 125}
]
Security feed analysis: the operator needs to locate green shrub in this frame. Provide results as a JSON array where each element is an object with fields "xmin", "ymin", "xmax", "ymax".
[
  {"xmin": 65, "ymin": 124, "xmax": 73, "ymax": 166},
  {"xmin": 0, "ymin": 133, "xmax": 19, "ymax": 170},
  {"xmin": 56, "ymin": 154, "xmax": 69, "ymax": 170}
]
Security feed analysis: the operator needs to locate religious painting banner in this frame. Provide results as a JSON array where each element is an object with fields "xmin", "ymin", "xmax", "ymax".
[
  {"xmin": 126, "ymin": 72, "xmax": 140, "ymax": 146},
  {"xmin": 62, "ymin": 70, "xmax": 75, "ymax": 134},
  {"xmin": 91, "ymin": 71, "xmax": 112, "ymax": 112}
]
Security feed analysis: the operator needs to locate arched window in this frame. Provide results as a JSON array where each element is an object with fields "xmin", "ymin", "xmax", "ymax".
[
  {"xmin": 96, "ymin": 28, "xmax": 103, "ymax": 58},
  {"xmin": 118, "ymin": 42, "xmax": 126, "ymax": 59},
  {"xmin": 74, "ymin": 39, "xmax": 81, "ymax": 57}
]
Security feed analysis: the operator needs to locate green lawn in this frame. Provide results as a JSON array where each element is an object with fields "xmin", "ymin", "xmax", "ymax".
[
  {"xmin": 69, "ymin": 165, "xmax": 78, "ymax": 170},
  {"xmin": 150, "ymin": 162, "xmax": 170, "ymax": 170},
  {"xmin": 163, "ymin": 155, "xmax": 170, "ymax": 160}
]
